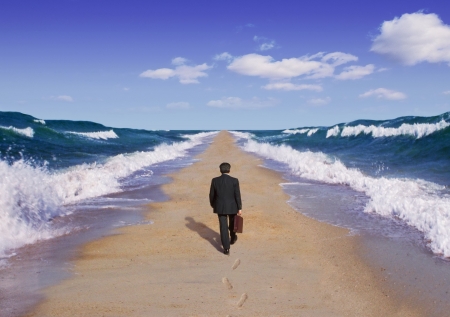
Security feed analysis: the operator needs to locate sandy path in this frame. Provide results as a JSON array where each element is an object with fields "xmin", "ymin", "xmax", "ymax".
[{"xmin": 25, "ymin": 131, "xmax": 422, "ymax": 316}]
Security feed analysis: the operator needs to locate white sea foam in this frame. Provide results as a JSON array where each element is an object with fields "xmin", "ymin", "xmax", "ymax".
[
  {"xmin": 232, "ymin": 133, "xmax": 450, "ymax": 257},
  {"xmin": 307, "ymin": 128, "xmax": 319, "ymax": 136},
  {"xmin": 0, "ymin": 126, "xmax": 34, "ymax": 138},
  {"xmin": 229, "ymin": 131, "xmax": 254, "ymax": 139},
  {"xmin": 33, "ymin": 119, "xmax": 46, "ymax": 125},
  {"xmin": 341, "ymin": 120, "xmax": 450, "ymax": 138},
  {"xmin": 283, "ymin": 129, "xmax": 309, "ymax": 134},
  {"xmin": 0, "ymin": 131, "xmax": 217, "ymax": 257},
  {"xmin": 67, "ymin": 129, "xmax": 119, "ymax": 140},
  {"xmin": 326, "ymin": 125, "xmax": 340, "ymax": 138},
  {"xmin": 282, "ymin": 128, "xmax": 319, "ymax": 136}
]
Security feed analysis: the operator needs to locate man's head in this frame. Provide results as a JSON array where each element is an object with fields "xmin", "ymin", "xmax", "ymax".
[{"xmin": 220, "ymin": 162, "xmax": 231, "ymax": 174}]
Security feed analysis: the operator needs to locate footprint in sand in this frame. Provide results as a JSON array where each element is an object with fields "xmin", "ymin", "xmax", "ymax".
[
  {"xmin": 231, "ymin": 258, "xmax": 240, "ymax": 270},
  {"xmin": 237, "ymin": 293, "xmax": 248, "ymax": 307},
  {"xmin": 222, "ymin": 277, "xmax": 233, "ymax": 289}
]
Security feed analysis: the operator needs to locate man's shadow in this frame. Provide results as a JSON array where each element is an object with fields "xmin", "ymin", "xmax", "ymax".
[{"xmin": 185, "ymin": 217, "xmax": 222, "ymax": 252}]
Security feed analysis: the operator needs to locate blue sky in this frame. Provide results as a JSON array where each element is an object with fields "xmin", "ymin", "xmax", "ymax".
[{"xmin": 1, "ymin": 0, "xmax": 449, "ymax": 129}]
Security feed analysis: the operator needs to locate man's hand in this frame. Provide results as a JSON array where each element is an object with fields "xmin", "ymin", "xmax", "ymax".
[{"xmin": 238, "ymin": 210, "xmax": 242, "ymax": 215}]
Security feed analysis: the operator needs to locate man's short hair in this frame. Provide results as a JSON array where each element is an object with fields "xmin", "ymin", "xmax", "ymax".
[{"xmin": 220, "ymin": 162, "xmax": 231, "ymax": 173}]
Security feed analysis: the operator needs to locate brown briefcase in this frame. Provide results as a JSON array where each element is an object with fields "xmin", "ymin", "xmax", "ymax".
[{"xmin": 234, "ymin": 215, "xmax": 243, "ymax": 233}]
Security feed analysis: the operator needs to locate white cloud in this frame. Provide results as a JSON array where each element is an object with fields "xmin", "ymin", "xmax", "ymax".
[
  {"xmin": 371, "ymin": 12, "xmax": 450, "ymax": 65},
  {"xmin": 228, "ymin": 54, "xmax": 332, "ymax": 79},
  {"xmin": 321, "ymin": 52, "xmax": 358, "ymax": 66},
  {"xmin": 260, "ymin": 42, "xmax": 275, "ymax": 51},
  {"xmin": 172, "ymin": 57, "xmax": 188, "ymax": 65},
  {"xmin": 141, "ymin": 68, "xmax": 175, "ymax": 80},
  {"xmin": 359, "ymin": 88, "xmax": 407, "ymax": 100},
  {"xmin": 140, "ymin": 58, "xmax": 211, "ymax": 84},
  {"xmin": 206, "ymin": 97, "xmax": 278, "ymax": 109},
  {"xmin": 166, "ymin": 101, "xmax": 190, "ymax": 109},
  {"xmin": 262, "ymin": 82, "xmax": 323, "ymax": 91},
  {"xmin": 443, "ymin": 90, "xmax": 450, "ymax": 95},
  {"xmin": 253, "ymin": 35, "xmax": 277, "ymax": 51},
  {"xmin": 227, "ymin": 52, "xmax": 361, "ymax": 80},
  {"xmin": 335, "ymin": 64, "xmax": 375, "ymax": 80},
  {"xmin": 123, "ymin": 87, "xmax": 130, "ymax": 91},
  {"xmin": 50, "ymin": 95, "xmax": 74, "ymax": 102},
  {"xmin": 307, "ymin": 97, "xmax": 331, "ymax": 106},
  {"xmin": 214, "ymin": 52, "xmax": 233, "ymax": 61}
]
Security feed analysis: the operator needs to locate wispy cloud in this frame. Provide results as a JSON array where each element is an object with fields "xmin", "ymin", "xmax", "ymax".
[
  {"xmin": 443, "ymin": 90, "xmax": 450, "ymax": 95},
  {"xmin": 253, "ymin": 36, "xmax": 277, "ymax": 51},
  {"xmin": 206, "ymin": 97, "xmax": 278, "ymax": 109},
  {"xmin": 307, "ymin": 97, "xmax": 331, "ymax": 106},
  {"xmin": 335, "ymin": 64, "xmax": 375, "ymax": 80},
  {"xmin": 359, "ymin": 88, "xmax": 407, "ymax": 100},
  {"xmin": 50, "ymin": 95, "xmax": 74, "ymax": 102},
  {"xmin": 227, "ymin": 52, "xmax": 365, "ymax": 80},
  {"xmin": 371, "ymin": 12, "xmax": 450, "ymax": 66},
  {"xmin": 236, "ymin": 23, "xmax": 255, "ymax": 32},
  {"xmin": 214, "ymin": 52, "xmax": 233, "ymax": 61},
  {"xmin": 140, "ymin": 57, "xmax": 211, "ymax": 84},
  {"xmin": 166, "ymin": 101, "xmax": 190, "ymax": 109},
  {"xmin": 321, "ymin": 52, "xmax": 358, "ymax": 66},
  {"xmin": 262, "ymin": 82, "xmax": 323, "ymax": 91}
]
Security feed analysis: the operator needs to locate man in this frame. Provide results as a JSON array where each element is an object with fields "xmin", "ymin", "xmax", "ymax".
[{"xmin": 209, "ymin": 162, "xmax": 242, "ymax": 255}]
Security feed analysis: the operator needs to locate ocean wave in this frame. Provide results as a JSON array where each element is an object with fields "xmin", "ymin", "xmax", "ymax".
[
  {"xmin": 283, "ymin": 129, "xmax": 309, "ymax": 134},
  {"xmin": 326, "ymin": 126, "xmax": 340, "ymax": 138},
  {"xmin": 307, "ymin": 129, "xmax": 319, "ymax": 136},
  {"xmin": 229, "ymin": 131, "xmax": 254, "ymax": 139},
  {"xmin": 283, "ymin": 128, "xmax": 319, "ymax": 136},
  {"xmin": 0, "ymin": 126, "xmax": 34, "ymax": 138},
  {"xmin": 33, "ymin": 119, "xmax": 46, "ymax": 125},
  {"xmin": 341, "ymin": 119, "xmax": 450, "ymax": 138},
  {"xmin": 0, "ymin": 131, "xmax": 217, "ymax": 257},
  {"xmin": 67, "ymin": 129, "xmax": 119, "ymax": 140},
  {"xmin": 232, "ymin": 133, "xmax": 450, "ymax": 257}
]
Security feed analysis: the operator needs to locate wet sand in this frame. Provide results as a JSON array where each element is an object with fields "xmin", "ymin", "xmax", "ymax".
[{"xmin": 25, "ymin": 131, "xmax": 423, "ymax": 316}]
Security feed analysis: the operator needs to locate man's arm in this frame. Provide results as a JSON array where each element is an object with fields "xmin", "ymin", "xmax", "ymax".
[
  {"xmin": 209, "ymin": 179, "xmax": 215, "ymax": 208},
  {"xmin": 234, "ymin": 179, "xmax": 242, "ymax": 214}
]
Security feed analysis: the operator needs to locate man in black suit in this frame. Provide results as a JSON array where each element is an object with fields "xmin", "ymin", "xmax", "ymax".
[{"xmin": 209, "ymin": 162, "xmax": 242, "ymax": 255}]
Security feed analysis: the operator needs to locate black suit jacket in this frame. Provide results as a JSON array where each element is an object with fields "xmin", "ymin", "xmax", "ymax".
[{"xmin": 209, "ymin": 173, "xmax": 242, "ymax": 215}]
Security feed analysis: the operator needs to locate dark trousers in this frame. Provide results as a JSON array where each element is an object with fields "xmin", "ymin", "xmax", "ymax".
[{"xmin": 218, "ymin": 214, "xmax": 236, "ymax": 250}]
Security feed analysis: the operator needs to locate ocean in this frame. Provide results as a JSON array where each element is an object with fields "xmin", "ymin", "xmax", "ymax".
[
  {"xmin": 232, "ymin": 111, "xmax": 450, "ymax": 258},
  {"xmin": 1, "ymin": 110, "xmax": 450, "ymax": 315},
  {"xmin": 0, "ymin": 111, "xmax": 217, "ymax": 261}
]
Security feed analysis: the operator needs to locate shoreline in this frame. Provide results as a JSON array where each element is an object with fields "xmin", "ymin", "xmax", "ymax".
[
  {"xmin": 0, "ymin": 140, "xmax": 209, "ymax": 317},
  {"xmin": 24, "ymin": 131, "xmax": 424, "ymax": 316}
]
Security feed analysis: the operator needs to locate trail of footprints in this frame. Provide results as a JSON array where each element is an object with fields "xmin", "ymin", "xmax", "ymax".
[{"xmin": 222, "ymin": 258, "xmax": 248, "ymax": 311}]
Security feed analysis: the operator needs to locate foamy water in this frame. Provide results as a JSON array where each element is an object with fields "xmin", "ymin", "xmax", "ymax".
[
  {"xmin": 329, "ymin": 120, "xmax": 450, "ymax": 139},
  {"xmin": 67, "ymin": 129, "xmax": 119, "ymax": 140},
  {"xmin": 0, "ymin": 126, "xmax": 34, "ymax": 138},
  {"xmin": 326, "ymin": 126, "xmax": 340, "ymax": 138},
  {"xmin": 231, "ymin": 132, "xmax": 450, "ymax": 257},
  {"xmin": 283, "ymin": 128, "xmax": 319, "ymax": 136},
  {"xmin": 0, "ymin": 131, "xmax": 217, "ymax": 258}
]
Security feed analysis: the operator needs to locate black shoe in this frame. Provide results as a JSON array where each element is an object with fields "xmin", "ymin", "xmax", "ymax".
[
  {"xmin": 224, "ymin": 249, "xmax": 230, "ymax": 255},
  {"xmin": 230, "ymin": 235, "xmax": 238, "ymax": 245}
]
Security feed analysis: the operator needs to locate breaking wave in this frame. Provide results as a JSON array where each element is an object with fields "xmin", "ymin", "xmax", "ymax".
[
  {"xmin": 67, "ymin": 129, "xmax": 119, "ymax": 140},
  {"xmin": 0, "ymin": 126, "xmax": 34, "ymax": 138},
  {"xmin": 0, "ymin": 131, "xmax": 216, "ymax": 258},
  {"xmin": 232, "ymin": 132, "xmax": 450, "ymax": 257}
]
